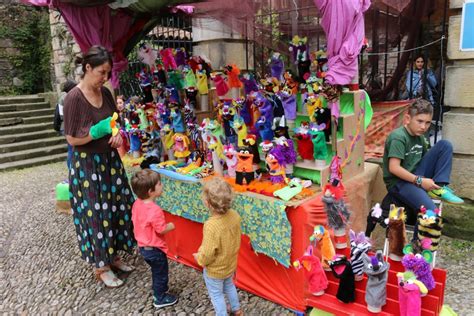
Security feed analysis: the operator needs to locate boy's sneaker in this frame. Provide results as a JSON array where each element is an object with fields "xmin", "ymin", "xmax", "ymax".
[
  {"xmin": 428, "ymin": 186, "xmax": 464, "ymax": 204},
  {"xmin": 153, "ymin": 294, "xmax": 178, "ymax": 309}
]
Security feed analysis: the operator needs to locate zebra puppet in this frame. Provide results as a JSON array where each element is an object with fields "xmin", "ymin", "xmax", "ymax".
[{"xmin": 350, "ymin": 230, "xmax": 372, "ymax": 281}]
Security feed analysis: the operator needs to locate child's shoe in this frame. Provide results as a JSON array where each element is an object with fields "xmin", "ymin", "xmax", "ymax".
[
  {"xmin": 428, "ymin": 186, "xmax": 464, "ymax": 204},
  {"xmin": 153, "ymin": 293, "xmax": 178, "ymax": 309}
]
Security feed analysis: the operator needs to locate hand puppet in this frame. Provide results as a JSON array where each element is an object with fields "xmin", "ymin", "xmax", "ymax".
[
  {"xmin": 293, "ymin": 245, "xmax": 328, "ymax": 296},
  {"xmin": 235, "ymin": 147, "xmax": 254, "ymax": 185},
  {"xmin": 387, "ymin": 204, "xmax": 407, "ymax": 261},
  {"xmin": 350, "ymin": 230, "xmax": 372, "ymax": 281},
  {"xmin": 329, "ymin": 255, "xmax": 355, "ymax": 303},
  {"xmin": 417, "ymin": 206, "xmax": 443, "ymax": 251},
  {"xmin": 309, "ymin": 225, "xmax": 335, "ymax": 271},
  {"xmin": 397, "ymin": 271, "xmax": 428, "ymax": 316},
  {"xmin": 362, "ymin": 251, "xmax": 390, "ymax": 313}
]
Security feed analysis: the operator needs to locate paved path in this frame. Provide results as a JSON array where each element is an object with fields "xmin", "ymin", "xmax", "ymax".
[{"xmin": 0, "ymin": 162, "xmax": 473, "ymax": 315}]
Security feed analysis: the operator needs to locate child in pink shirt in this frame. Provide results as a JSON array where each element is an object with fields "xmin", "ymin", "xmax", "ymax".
[{"xmin": 131, "ymin": 169, "xmax": 177, "ymax": 309}]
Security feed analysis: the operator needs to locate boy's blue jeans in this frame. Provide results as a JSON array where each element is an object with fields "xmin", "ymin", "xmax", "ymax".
[
  {"xmin": 389, "ymin": 140, "xmax": 453, "ymax": 211},
  {"xmin": 203, "ymin": 269, "xmax": 240, "ymax": 316},
  {"xmin": 140, "ymin": 247, "xmax": 169, "ymax": 301}
]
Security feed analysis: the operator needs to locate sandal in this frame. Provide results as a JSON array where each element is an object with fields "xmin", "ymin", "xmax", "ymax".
[
  {"xmin": 111, "ymin": 257, "xmax": 135, "ymax": 273},
  {"xmin": 94, "ymin": 266, "xmax": 124, "ymax": 288}
]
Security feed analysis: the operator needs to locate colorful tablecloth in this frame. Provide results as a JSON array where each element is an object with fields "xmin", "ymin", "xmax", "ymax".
[{"xmin": 157, "ymin": 175, "xmax": 292, "ymax": 267}]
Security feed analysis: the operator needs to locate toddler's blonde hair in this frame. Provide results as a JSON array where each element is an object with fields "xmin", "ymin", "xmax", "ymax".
[{"xmin": 202, "ymin": 177, "xmax": 234, "ymax": 214}]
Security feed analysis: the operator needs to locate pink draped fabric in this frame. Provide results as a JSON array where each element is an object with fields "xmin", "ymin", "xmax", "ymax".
[
  {"xmin": 20, "ymin": 0, "xmax": 50, "ymax": 5},
  {"xmin": 53, "ymin": 1, "xmax": 135, "ymax": 88},
  {"xmin": 313, "ymin": 0, "xmax": 371, "ymax": 85}
]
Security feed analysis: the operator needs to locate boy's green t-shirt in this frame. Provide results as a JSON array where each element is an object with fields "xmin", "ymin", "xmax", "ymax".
[{"xmin": 382, "ymin": 126, "xmax": 428, "ymax": 190}]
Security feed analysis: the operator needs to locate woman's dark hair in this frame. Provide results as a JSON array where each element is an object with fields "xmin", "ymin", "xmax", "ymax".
[
  {"xmin": 75, "ymin": 45, "xmax": 113, "ymax": 79},
  {"xmin": 62, "ymin": 79, "xmax": 77, "ymax": 93},
  {"xmin": 413, "ymin": 54, "xmax": 425, "ymax": 63}
]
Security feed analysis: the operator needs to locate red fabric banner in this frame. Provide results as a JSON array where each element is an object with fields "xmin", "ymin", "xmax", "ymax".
[{"xmin": 365, "ymin": 100, "xmax": 413, "ymax": 159}]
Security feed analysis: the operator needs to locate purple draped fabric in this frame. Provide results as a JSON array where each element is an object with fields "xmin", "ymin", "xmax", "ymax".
[
  {"xmin": 314, "ymin": 0, "xmax": 371, "ymax": 85},
  {"xmin": 52, "ymin": 1, "xmax": 134, "ymax": 88}
]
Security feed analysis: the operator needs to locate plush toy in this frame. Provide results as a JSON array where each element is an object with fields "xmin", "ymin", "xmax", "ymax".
[
  {"xmin": 138, "ymin": 42, "xmax": 157, "ymax": 68},
  {"xmin": 223, "ymin": 144, "xmax": 238, "ymax": 178},
  {"xmin": 322, "ymin": 183, "xmax": 350, "ymax": 249},
  {"xmin": 89, "ymin": 112, "xmax": 119, "ymax": 140},
  {"xmin": 293, "ymin": 122, "xmax": 314, "ymax": 160},
  {"xmin": 259, "ymin": 140, "xmax": 274, "ymax": 157},
  {"xmin": 170, "ymin": 107, "xmax": 185, "ymax": 133},
  {"xmin": 314, "ymin": 107, "xmax": 332, "ymax": 142},
  {"xmin": 365, "ymin": 203, "xmax": 389, "ymax": 237},
  {"xmin": 283, "ymin": 71, "xmax": 298, "ymax": 95},
  {"xmin": 136, "ymin": 106, "xmax": 149, "ymax": 131},
  {"xmin": 349, "ymin": 230, "xmax": 372, "ymax": 281},
  {"xmin": 235, "ymin": 147, "xmax": 254, "ymax": 185},
  {"xmin": 266, "ymin": 147, "xmax": 288, "ymax": 184},
  {"xmin": 255, "ymin": 116, "xmax": 274, "ymax": 142},
  {"xmin": 183, "ymin": 66, "xmax": 197, "ymax": 88},
  {"xmin": 279, "ymin": 89, "xmax": 297, "ymax": 120},
  {"xmin": 172, "ymin": 133, "xmax": 191, "ymax": 159},
  {"xmin": 387, "ymin": 204, "xmax": 407, "ymax": 261},
  {"xmin": 397, "ymin": 271, "xmax": 428, "ymax": 316},
  {"xmin": 293, "ymin": 245, "xmax": 328, "ymax": 296},
  {"xmin": 232, "ymin": 115, "xmax": 248, "ymax": 147},
  {"xmin": 196, "ymin": 68, "xmax": 209, "ymax": 95},
  {"xmin": 161, "ymin": 124, "xmax": 174, "ymax": 152},
  {"xmin": 165, "ymin": 85, "xmax": 180, "ymax": 104},
  {"xmin": 273, "ymin": 178, "xmax": 303, "ymax": 201},
  {"xmin": 328, "ymin": 155, "xmax": 342, "ymax": 185},
  {"xmin": 309, "ymin": 225, "xmax": 335, "ymax": 271},
  {"xmin": 153, "ymin": 66, "xmax": 167, "ymax": 86},
  {"xmin": 274, "ymin": 136, "xmax": 297, "ymax": 176},
  {"xmin": 218, "ymin": 100, "xmax": 237, "ymax": 146},
  {"xmin": 205, "ymin": 134, "xmax": 224, "ymax": 176},
  {"xmin": 174, "ymin": 47, "xmax": 187, "ymax": 67},
  {"xmin": 242, "ymin": 134, "xmax": 261, "ymax": 166},
  {"xmin": 160, "ymin": 48, "xmax": 177, "ymax": 71},
  {"xmin": 321, "ymin": 183, "xmax": 351, "ymax": 231},
  {"xmin": 207, "ymin": 119, "xmax": 225, "ymax": 144},
  {"xmin": 417, "ymin": 206, "xmax": 443, "ymax": 251},
  {"xmin": 362, "ymin": 251, "xmax": 390, "ymax": 313},
  {"xmin": 210, "ymin": 72, "xmax": 229, "ymax": 97},
  {"xmin": 240, "ymin": 73, "xmax": 259, "ymax": 95},
  {"xmin": 269, "ymin": 52, "xmax": 284, "ymax": 81},
  {"xmin": 167, "ymin": 70, "xmax": 185, "ymax": 90},
  {"xmin": 402, "ymin": 242, "xmax": 435, "ymax": 291},
  {"xmin": 329, "ymin": 255, "xmax": 355, "ymax": 303},
  {"xmin": 309, "ymin": 122, "xmax": 328, "ymax": 162},
  {"xmin": 224, "ymin": 64, "xmax": 243, "ymax": 88},
  {"xmin": 305, "ymin": 94, "xmax": 321, "ymax": 121},
  {"xmin": 128, "ymin": 125, "xmax": 142, "ymax": 158}
]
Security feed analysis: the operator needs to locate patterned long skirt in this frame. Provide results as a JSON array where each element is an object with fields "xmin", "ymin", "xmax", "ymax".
[{"xmin": 69, "ymin": 150, "xmax": 136, "ymax": 268}]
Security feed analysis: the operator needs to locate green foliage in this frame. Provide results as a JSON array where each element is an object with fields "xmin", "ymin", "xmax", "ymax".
[{"xmin": 0, "ymin": 6, "xmax": 52, "ymax": 95}]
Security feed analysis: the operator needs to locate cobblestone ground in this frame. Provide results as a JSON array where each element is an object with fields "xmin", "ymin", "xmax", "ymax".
[{"xmin": 1, "ymin": 162, "xmax": 473, "ymax": 315}]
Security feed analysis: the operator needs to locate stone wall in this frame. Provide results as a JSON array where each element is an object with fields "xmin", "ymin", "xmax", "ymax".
[
  {"xmin": 0, "ymin": 4, "xmax": 19, "ymax": 94},
  {"xmin": 443, "ymin": 1, "xmax": 474, "ymax": 199},
  {"xmin": 48, "ymin": 9, "xmax": 81, "ymax": 94}
]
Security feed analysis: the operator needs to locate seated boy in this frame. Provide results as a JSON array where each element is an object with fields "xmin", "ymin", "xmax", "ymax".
[{"xmin": 382, "ymin": 99, "xmax": 463, "ymax": 212}]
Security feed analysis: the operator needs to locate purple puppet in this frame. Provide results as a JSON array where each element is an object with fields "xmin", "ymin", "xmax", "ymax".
[{"xmin": 269, "ymin": 52, "xmax": 284, "ymax": 81}]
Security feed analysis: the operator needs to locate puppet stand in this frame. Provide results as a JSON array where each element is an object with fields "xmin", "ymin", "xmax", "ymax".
[{"xmin": 230, "ymin": 87, "xmax": 240, "ymax": 99}]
